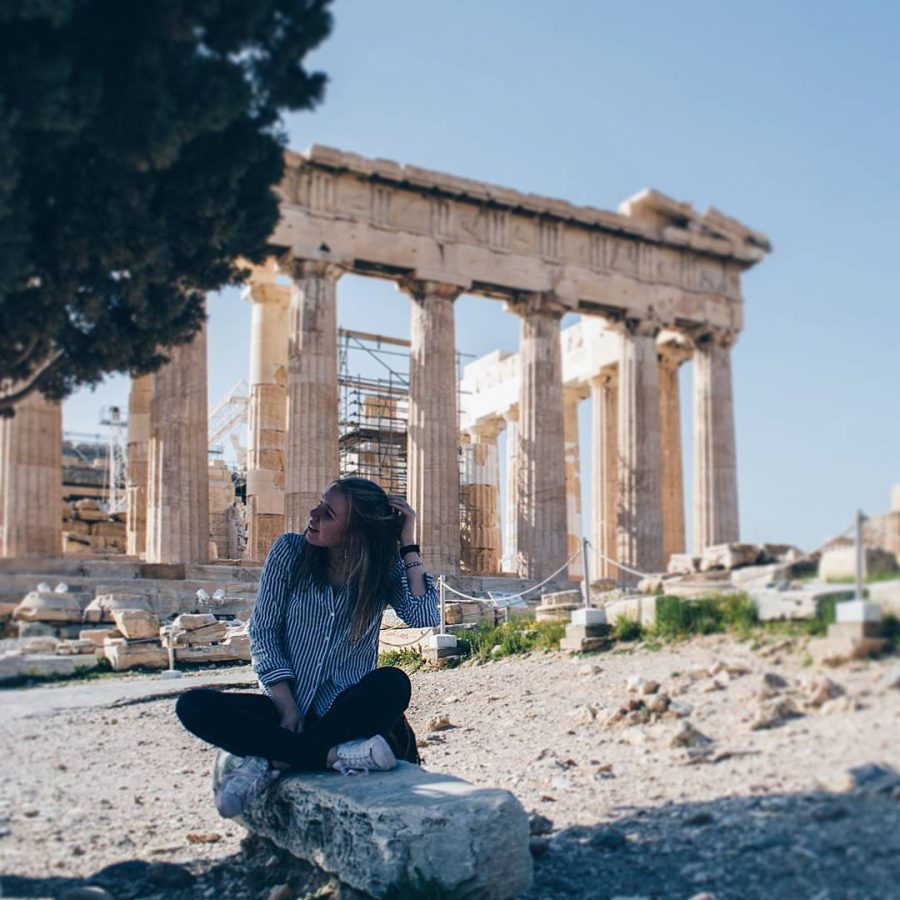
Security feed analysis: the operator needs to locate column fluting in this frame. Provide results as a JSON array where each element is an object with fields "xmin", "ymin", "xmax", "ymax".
[
  {"xmin": 284, "ymin": 261, "xmax": 342, "ymax": 534},
  {"xmin": 402, "ymin": 280, "xmax": 462, "ymax": 575},
  {"xmin": 245, "ymin": 278, "xmax": 289, "ymax": 560},
  {"xmin": 126, "ymin": 374, "xmax": 152, "ymax": 557},
  {"xmin": 616, "ymin": 319, "xmax": 664, "ymax": 582},
  {"xmin": 589, "ymin": 368, "xmax": 618, "ymax": 581},
  {"xmin": 501, "ymin": 407, "xmax": 519, "ymax": 574},
  {"xmin": 146, "ymin": 322, "xmax": 210, "ymax": 564},
  {"xmin": 658, "ymin": 344, "xmax": 688, "ymax": 565},
  {"xmin": 0, "ymin": 389, "xmax": 62, "ymax": 558},
  {"xmin": 460, "ymin": 418, "xmax": 502, "ymax": 575},
  {"xmin": 563, "ymin": 384, "xmax": 589, "ymax": 581},
  {"xmin": 693, "ymin": 330, "xmax": 739, "ymax": 553}
]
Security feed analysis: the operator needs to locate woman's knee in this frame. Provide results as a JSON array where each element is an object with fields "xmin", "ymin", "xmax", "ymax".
[
  {"xmin": 175, "ymin": 688, "xmax": 218, "ymax": 728},
  {"xmin": 374, "ymin": 666, "xmax": 411, "ymax": 707}
]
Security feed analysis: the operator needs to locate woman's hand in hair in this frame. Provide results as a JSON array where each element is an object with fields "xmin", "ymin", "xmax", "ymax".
[{"xmin": 388, "ymin": 496, "xmax": 417, "ymax": 545}]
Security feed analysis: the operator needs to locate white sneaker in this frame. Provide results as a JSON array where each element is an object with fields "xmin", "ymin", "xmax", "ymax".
[
  {"xmin": 332, "ymin": 735, "xmax": 397, "ymax": 776},
  {"xmin": 215, "ymin": 755, "xmax": 279, "ymax": 817}
]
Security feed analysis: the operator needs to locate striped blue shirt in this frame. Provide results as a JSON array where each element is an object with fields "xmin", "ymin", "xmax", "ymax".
[{"xmin": 249, "ymin": 532, "xmax": 439, "ymax": 717}]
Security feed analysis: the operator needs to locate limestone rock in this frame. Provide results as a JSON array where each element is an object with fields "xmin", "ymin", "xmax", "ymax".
[
  {"xmin": 111, "ymin": 609, "xmax": 160, "ymax": 640},
  {"xmin": 751, "ymin": 696, "xmax": 803, "ymax": 730},
  {"xmin": 667, "ymin": 554, "xmax": 699, "ymax": 575},
  {"xmin": 670, "ymin": 721, "xmax": 712, "ymax": 748},
  {"xmin": 759, "ymin": 672, "xmax": 789, "ymax": 699},
  {"xmin": 174, "ymin": 644, "xmax": 243, "ymax": 664},
  {"xmin": 79, "ymin": 627, "xmax": 122, "ymax": 647},
  {"xmin": 0, "ymin": 652, "xmax": 99, "ymax": 682},
  {"xmin": 171, "ymin": 613, "xmax": 217, "ymax": 631},
  {"xmin": 84, "ymin": 593, "xmax": 151, "ymax": 624},
  {"xmin": 55, "ymin": 639, "xmax": 96, "ymax": 656},
  {"xmin": 700, "ymin": 543, "xmax": 762, "ymax": 572},
  {"xmin": 212, "ymin": 753, "xmax": 533, "ymax": 899},
  {"xmin": 803, "ymin": 676, "xmax": 845, "ymax": 708},
  {"xmin": 175, "ymin": 621, "xmax": 228, "ymax": 645},
  {"xmin": 883, "ymin": 667, "xmax": 900, "ymax": 690},
  {"xmin": 103, "ymin": 639, "xmax": 168, "ymax": 671},
  {"xmin": 13, "ymin": 590, "xmax": 84, "ymax": 623}
]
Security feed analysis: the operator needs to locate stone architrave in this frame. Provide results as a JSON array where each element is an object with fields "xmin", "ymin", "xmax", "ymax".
[
  {"xmin": 146, "ymin": 322, "xmax": 210, "ymax": 564},
  {"xmin": 284, "ymin": 260, "xmax": 341, "ymax": 534},
  {"xmin": 693, "ymin": 330, "xmax": 739, "ymax": 553},
  {"xmin": 0, "ymin": 389, "xmax": 62, "ymax": 558},
  {"xmin": 507, "ymin": 294, "xmax": 568, "ymax": 579},
  {"xmin": 245, "ymin": 276, "xmax": 289, "ymax": 560},
  {"xmin": 590, "ymin": 368, "xmax": 618, "ymax": 581},
  {"xmin": 501, "ymin": 406, "xmax": 519, "ymax": 574},
  {"xmin": 460, "ymin": 418, "xmax": 502, "ymax": 575},
  {"xmin": 401, "ymin": 280, "xmax": 463, "ymax": 575},
  {"xmin": 126, "ymin": 374, "xmax": 152, "ymax": 557},
  {"xmin": 658, "ymin": 344, "xmax": 688, "ymax": 566},
  {"xmin": 616, "ymin": 319, "xmax": 664, "ymax": 582},
  {"xmin": 563, "ymin": 384, "xmax": 589, "ymax": 581}
]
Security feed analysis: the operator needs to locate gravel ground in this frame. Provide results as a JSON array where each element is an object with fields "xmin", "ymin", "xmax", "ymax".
[{"xmin": 1, "ymin": 634, "xmax": 899, "ymax": 899}]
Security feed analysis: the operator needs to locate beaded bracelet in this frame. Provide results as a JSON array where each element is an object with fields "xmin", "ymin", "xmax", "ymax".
[{"xmin": 403, "ymin": 559, "xmax": 424, "ymax": 570}]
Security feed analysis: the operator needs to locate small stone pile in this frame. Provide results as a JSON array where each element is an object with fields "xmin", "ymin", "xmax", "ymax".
[
  {"xmin": 1, "ymin": 587, "xmax": 251, "ymax": 681},
  {"xmin": 62, "ymin": 499, "xmax": 127, "ymax": 556}
]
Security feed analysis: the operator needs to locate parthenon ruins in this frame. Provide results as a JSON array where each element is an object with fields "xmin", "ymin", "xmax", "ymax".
[{"xmin": 0, "ymin": 146, "xmax": 770, "ymax": 584}]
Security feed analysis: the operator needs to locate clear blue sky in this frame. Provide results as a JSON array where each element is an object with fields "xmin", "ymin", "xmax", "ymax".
[{"xmin": 65, "ymin": 0, "xmax": 900, "ymax": 553}]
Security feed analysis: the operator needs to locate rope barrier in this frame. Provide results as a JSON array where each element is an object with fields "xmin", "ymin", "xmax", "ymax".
[{"xmin": 440, "ymin": 546, "xmax": 584, "ymax": 603}]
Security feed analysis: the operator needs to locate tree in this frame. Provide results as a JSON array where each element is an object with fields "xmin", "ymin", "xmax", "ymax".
[{"xmin": 0, "ymin": 0, "xmax": 332, "ymax": 412}]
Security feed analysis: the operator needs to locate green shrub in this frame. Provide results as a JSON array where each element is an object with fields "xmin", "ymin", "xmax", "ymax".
[
  {"xmin": 378, "ymin": 647, "xmax": 426, "ymax": 674},
  {"xmin": 650, "ymin": 592, "xmax": 757, "ymax": 641},
  {"xmin": 612, "ymin": 616, "xmax": 643, "ymax": 642},
  {"xmin": 454, "ymin": 618, "xmax": 564, "ymax": 663}
]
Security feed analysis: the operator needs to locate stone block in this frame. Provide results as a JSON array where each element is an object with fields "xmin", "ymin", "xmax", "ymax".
[
  {"xmin": 176, "ymin": 622, "xmax": 228, "ymax": 645},
  {"xmin": 222, "ymin": 632, "xmax": 251, "ymax": 659},
  {"xmin": 55, "ymin": 638, "xmax": 96, "ymax": 655},
  {"xmin": 79, "ymin": 627, "xmax": 122, "ymax": 646},
  {"xmin": 540, "ymin": 589, "xmax": 582, "ymax": 608},
  {"xmin": 604, "ymin": 594, "xmax": 659, "ymax": 628},
  {"xmin": 730, "ymin": 563, "xmax": 792, "ymax": 589},
  {"xmin": 111, "ymin": 608, "xmax": 160, "ymax": 640},
  {"xmin": 560, "ymin": 635, "xmax": 609, "ymax": 653},
  {"xmin": 13, "ymin": 590, "xmax": 84, "ymax": 623},
  {"xmin": 175, "ymin": 644, "xmax": 243, "ymax": 664},
  {"xmin": 667, "ymin": 554, "xmax": 699, "ymax": 575},
  {"xmin": 818, "ymin": 546, "xmax": 898, "ymax": 581},
  {"xmin": 171, "ymin": 613, "xmax": 218, "ymax": 631},
  {"xmin": 534, "ymin": 605, "xmax": 577, "ymax": 623},
  {"xmin": 103, "ymin": 639, "xmax": 168, "ymax": 671},
  {"xmin": 700, "ymin": 543, "xmax": 762, "ymax": 572},
  {"xmin": 571, "ymin": 607, "xmax": 607, "ymax": 627},
  {"xmin": 749, "ymin": 586, "xmax": 854, "ymax": 621},
  {"xmin": 213, "ymin": 754, "xmax": 532, "ymax": 899},
  {"xmin": 835, "ymin": 600, "xmax": 882, "ymax": 624},
  {"xmin": 0, "ymin": 652, "xmax": 99, "ymax": 682},
  {"xmin": 84, "ymin": 593, "xmax": 151, "ymax": 624}
]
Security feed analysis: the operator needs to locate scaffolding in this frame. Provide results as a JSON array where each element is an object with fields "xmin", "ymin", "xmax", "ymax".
[{"xmin": 338, "ymin": 329, "xmax": 410, "ymax": 495}]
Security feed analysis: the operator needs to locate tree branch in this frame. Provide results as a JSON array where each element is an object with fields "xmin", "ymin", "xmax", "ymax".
[{"xmin": 0, "ymin": 352, "xmax": 65, "ymax": 412}]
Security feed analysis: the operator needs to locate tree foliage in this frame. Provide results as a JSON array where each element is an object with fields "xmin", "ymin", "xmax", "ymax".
[{"xmin": 0, "ymin": 0, "xmax": 332, "ymax": 410}]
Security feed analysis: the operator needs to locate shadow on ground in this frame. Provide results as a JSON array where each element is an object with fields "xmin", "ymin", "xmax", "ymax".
[{"xmin": 4, "ymin": 770, "xmax": 899, "ymax": 900}]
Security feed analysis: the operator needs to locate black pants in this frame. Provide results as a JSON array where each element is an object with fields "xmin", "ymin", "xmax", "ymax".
[{"xmin": 175, "ymin": 666, "xmax": 417, "ymax": 771}]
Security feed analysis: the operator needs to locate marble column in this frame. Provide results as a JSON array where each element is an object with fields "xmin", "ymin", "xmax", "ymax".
[
  {"xmin": 616, "ymin": 320, "xmax": 664, "ymax": 582},
  {"xmin": 658, "ymin": 345, "xmax": 688, "ymax": 566},
  {"xmin": 401, "ymin": 279, "xmax": 463, "ymax": 575},
  {"xmin": 126, "ymin": 374, "xmax": 152, "ymax": 557},
  {"xmin": 0, "ymin": 389, "xmax": 62, "ymax": 558},
  {"xmin": 693, "ymin": 331, "xmax": 739, "ymax": 553},
  {"xmin": 589, "ymin": 368, "xmax": 618, "ymax": 581},
  {"xmin": 501, "ymin": 406, "xmax": 519, "ymax": 574},
  {"xmin": 284, "ymin": 261, "xmax": 341, "ymax": 534},
  {"xmin": 563, "ymin": 384, "xmax": 589, "ymax": 581},
  {"xmin": 146, "ymin": 322, "xmax": 210, "ymax": 564},
  {"xmin": 508, "ymin": 294, "xmax": 568, "ymax": 579},
  {"xmin": 460, "ymin": 418, "xmax": 502, "ymax": 575},
  {"xmin": 245, "ymin": 278, "xmax": 289, "ymax": 560}
]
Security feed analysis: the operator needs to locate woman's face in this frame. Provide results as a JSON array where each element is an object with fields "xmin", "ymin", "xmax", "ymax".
[{"xmin": 305, "ymin": 485, "xmax": 350, "ymax": 549}]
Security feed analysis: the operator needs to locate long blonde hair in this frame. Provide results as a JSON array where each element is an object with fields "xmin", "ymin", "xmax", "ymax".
[{"xmin": 291, "ymin": 477, "xmax": 402, "ymax": 642}]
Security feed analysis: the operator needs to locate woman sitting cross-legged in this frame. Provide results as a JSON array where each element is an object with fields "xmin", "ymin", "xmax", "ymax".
[{"xmin": 175, "ymin": 476, "xmax": 439, "ymax": 818}]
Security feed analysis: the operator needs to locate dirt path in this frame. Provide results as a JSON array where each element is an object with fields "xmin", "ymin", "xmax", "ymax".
[{"xmin": 1, "ymin": 635, "xmax": 898, "ymax": 899}]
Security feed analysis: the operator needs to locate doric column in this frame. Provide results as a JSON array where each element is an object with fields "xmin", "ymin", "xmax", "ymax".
[
  {"xmin": 658, "ymin": 343, "xmax": 689, "ymax": 565},
  {"xmin": 245, "ymin": 277, "xmax": 289, "ymax": 559},
  {"xmin": 0, "ymin": 389, "xmax": 62, "ymax": 558},
  {"xmin": 693, "ymin": 330, "xmax": 739, "ymax": 552},
  {"xmin": 616, "ymin": 319, "xmax": 664, "ymax": 582},
  {"xmin": 460, "ymin": 418, "xmax": 502, "ymax": 575},
  {"xmin": 284, "ymin": 260, "xmax": 342, "ymax": 534},
  {"xmin": 146, "ymin": 322, "xmax": 210, "ymax": 564},
  {"xmin": 507, "ymin": 294, "xmax": 567, "ymax": 579},
  {"xmin": 501, "ymin": 406, "xmax": 519, "ymax": 573},
  {"xmin": 563, "ymin": 384, "xmax": 589, "ymax": 581},
  {"xmin": 401, "ymin": 279, "xmax": 463, "ymax": 574},
  {"xmin": 126, "ymin": 374, "xmax": 152, "ymax": 557},
  {"xmin": 589, "ymin": 368, "xmax": 618, "ymax": 581}
]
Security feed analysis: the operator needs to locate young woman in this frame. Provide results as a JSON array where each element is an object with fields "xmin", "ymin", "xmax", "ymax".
[{"xmin": 175, "ymin": 477, "xmax": 439, "ymax": 817}]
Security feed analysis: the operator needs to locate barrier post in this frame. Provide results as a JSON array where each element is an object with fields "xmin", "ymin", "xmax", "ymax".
[{"xmin": 581, "ymin": 537, "xmax": 591, "ymax": 608}]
